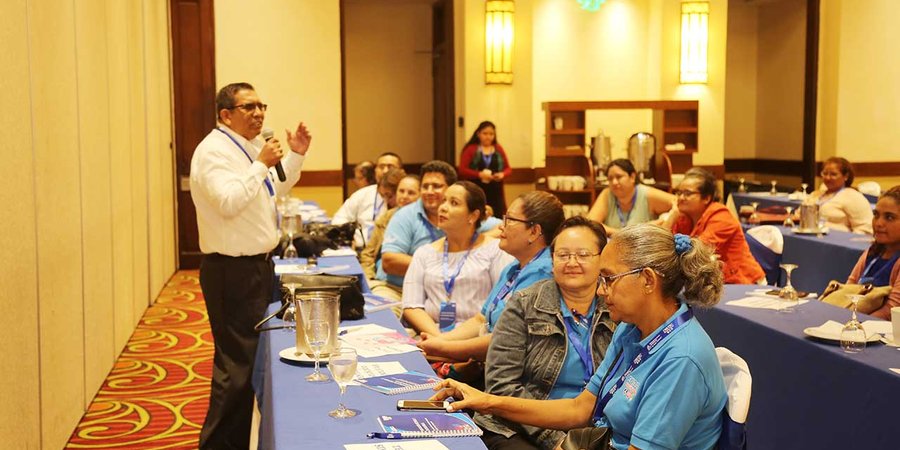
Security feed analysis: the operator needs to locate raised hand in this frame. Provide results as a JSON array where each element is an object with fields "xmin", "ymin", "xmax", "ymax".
[{"xmin": 286, "ymin": 122, "xmax": 312, "ymax": 155}]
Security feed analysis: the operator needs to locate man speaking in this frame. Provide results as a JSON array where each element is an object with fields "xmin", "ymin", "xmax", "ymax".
[{"xmin": 190, "ymin": 82, "xmax": 311, "ymax": 449}]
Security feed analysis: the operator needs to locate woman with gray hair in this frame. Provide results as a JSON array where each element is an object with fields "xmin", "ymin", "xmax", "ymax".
[{"xmin": 432, "ymin": 224, "xmax": 728, "ymax": 450}]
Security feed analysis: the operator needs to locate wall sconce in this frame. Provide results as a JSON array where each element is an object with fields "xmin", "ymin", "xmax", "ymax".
[
  {"xmin": 680, "ymin": 2, "xmax": 709, "ymax": 84},
  {"xmin": 576, "ymin": 0, "xmax": 607, "ymax": 12},
  {"xmin": 485, "ymin": 0, "xmax": 514, "ymax": 84}
]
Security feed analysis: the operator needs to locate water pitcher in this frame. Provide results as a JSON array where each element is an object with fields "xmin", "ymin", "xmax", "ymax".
[{"xmin": 294, "ymin": 291, "xmax": 341, "ymax": 357}]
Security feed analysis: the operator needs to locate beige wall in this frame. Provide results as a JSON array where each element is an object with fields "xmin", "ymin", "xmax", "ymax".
[
  {"xmin": 214, "ymin": 0, "xmax": 343, "ymax": 172},
  {"xmin": 818, "ymin": 0, "xmax": 900, "ymax": 163},
  {"xmin": 344, "ymin": 0, "xmax": 434, "ymax": 165},
  {"xmin": 0, "ymin": 0, "xmax": 175, "ymax": 448},
  {"xmin": 723, "ymin": 0, "xmax": 757, "ymax": 159}
]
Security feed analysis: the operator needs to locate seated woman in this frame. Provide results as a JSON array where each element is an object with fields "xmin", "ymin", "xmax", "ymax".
[
  {"xmin": 417, "ymin": 191, "xmax": 565, "ymax": 363},
  {"xmin": 433, "ymin": 224, "xmax": 728, "ymax": 450},
  {"xmin": 360, "ymin": 170, "xmax": 420, "ymax": 280},
  {"xmin": 846, "ymin": 185, "xmax": 900, "ymax": 320},
  {"xmin": 810, "ymin": 157, "xmax": 873, "ymax": 234},
  {"xmin": 587, "ymin": 159, "xmax": 675, "ymax": 235},
  {"xmin": 663, "ymin": 167, "xmax": 765, "ymax": 284},
  {"xmin": 476, "ymin": 216, "xmax": 616, "ymax": 450},
  {"xmin": 402, "ymin": 181, "xmax": 515, "ymax": 335}
]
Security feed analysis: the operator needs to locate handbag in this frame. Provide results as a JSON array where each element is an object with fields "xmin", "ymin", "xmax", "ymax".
[
  {"xmin": 281, "ymin": 273, "xmax": 366, "ymax": 321},
  {"xmin": 820, "ymin": 280, "xmax": 891, "ymax": 314},
  {"xmin": 560, "ymin": 427, "xmax": 611, "ymax": 450}
]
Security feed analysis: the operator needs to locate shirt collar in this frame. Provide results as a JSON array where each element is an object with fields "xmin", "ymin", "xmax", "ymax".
[{"xmin": 633, "ymin": 302, "xmax": 690, "ymax": 353}]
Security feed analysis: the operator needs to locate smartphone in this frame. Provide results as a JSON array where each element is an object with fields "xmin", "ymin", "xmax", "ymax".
[{"xmin": 396, "ymin": 400, "xmax": 449, "ymax": 411}]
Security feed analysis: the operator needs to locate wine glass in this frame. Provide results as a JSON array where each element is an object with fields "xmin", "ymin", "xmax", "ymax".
[
  {"xmin": 783, "ymin": 206, "xmax": 795, "ymax": 228},
  {"xmin": 738, "ymin": 177, "xmax": 747, "ymax": 193},
  {"xmin": 748, "ymin": 202, "xmax": 761, "ymax": 226},
  {"xmin": 305, "ymin": 319, "xmax": 331, "ymax": 382},
  {"xmin": 282, "ymin": 282, "xmax": 301, "ymax": 333},
  {"xmin": 328, "ymin": 348, "xmax": 358, "ymax": 418},
  {"xmin": 840, "ymin": 295, "xmax": 867, "ymax": 353},
  {"xmin": 777, "ymin": 264, "xmax": 799, "ymax": 313},
  {"xmin": 816, "ymin": 216, "xmax": 827, "ymax": 238},
  {"xmin": 770, "ymin": 180, "xmax": 778, "ymax": 195},
  {"xmin": 281, "ymin": 213, "xmax": 301, "ymax": 259},
  {"xmin": 800, "ymin": 182, "xmax": 809, "ymax": 198}
]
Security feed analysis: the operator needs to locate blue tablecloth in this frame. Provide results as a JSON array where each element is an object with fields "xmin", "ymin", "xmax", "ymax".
[
  {"xmin": 749, "ymin": 225, "xmax": 869, "ymax": 293},
  {"xmin": 273, "ymin": 255, "xmax": 371, "ymax": 303},
  {"xmin": 695, "ymin": 285, "xmax": 900, "ymax": 450},
  {"xmin": 731, "ymin": 192, "xmax": 876, "ymax": 212},
  {"xmin": 253, "ymin": 306, "xmax": 487, "ymax": 449}
]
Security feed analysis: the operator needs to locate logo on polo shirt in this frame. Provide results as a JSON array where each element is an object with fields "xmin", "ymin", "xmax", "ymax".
[{"xmin": 623, "ymin": 376, "xmax": 640, "ymax": 401}]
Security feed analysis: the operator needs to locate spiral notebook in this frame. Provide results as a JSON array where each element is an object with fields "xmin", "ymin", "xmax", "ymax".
[
  {"xmin": 376, "ymin": 413, "xmax": 483, "ymax": 438},
  {"xmin": 356, "ymin": 370, "xmax": 440, "ymax": 395}
]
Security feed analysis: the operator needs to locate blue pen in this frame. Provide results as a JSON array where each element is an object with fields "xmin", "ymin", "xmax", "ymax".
[{"xmin": 367, "ymin": 432, "xmax": 422, "ymax": 439}]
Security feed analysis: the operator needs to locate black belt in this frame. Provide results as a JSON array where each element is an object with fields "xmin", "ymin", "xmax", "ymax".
[{"xmin": 209, "ymin": 252, "xmax": 272, "ymax": 261}]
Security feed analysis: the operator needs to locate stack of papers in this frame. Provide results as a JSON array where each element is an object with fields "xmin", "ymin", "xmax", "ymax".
[
  {"xmin": 338, "ymin": 323, "xmax": 419, "ymax": 358},
  {"xmin": 727, "ymin": 296, "xmax": 809, "ymax": 310}
]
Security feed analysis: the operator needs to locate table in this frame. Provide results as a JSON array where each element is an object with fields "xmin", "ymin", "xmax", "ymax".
[
  {"xmin": 273, "ymin": 255, "xmax": 371, "ymax": 302},
  {"xmin": 730, "ymin": 192, "xmax": 876, "ymax": 212},
  {"xmin": 695, "ymin": 285, "xmax": 900, "ymax": 450},
  {"xmin": 748, "ymin": 225, "xmax": 870, "ymax": 293}
]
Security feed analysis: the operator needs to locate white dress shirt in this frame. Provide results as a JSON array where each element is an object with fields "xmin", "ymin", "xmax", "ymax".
[
  {"xmin": 190, "ymin": 125, "xmax": 305, "ymax": 256},
  {"xmin": 331, "ymin": 184, "xmax": 384, "ymax": 245}
]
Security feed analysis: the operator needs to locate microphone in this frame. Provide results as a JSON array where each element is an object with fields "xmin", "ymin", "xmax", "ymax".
[{"xmin": 262, "ymin": 128, "xmax": 286, "ymax": 182}]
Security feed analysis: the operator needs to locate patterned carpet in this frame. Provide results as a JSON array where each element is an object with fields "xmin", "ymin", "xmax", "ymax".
[{"xmin": 66, "ymin": 270, "xmax": 211, "ymax": 449}]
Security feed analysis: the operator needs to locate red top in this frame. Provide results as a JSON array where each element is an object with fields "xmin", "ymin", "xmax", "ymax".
[
  {"xmin": 458, "ymin": 143, "xmax": 512, "ymax": 180},
  {"xmin": 672, "ymin": 202, "xmax": 766, "ymax": 284}
]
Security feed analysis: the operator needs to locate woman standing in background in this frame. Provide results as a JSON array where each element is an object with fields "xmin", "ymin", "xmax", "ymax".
[{"xmin": 459, "ymin": 121, "xmax": 512, "ymax": 217}]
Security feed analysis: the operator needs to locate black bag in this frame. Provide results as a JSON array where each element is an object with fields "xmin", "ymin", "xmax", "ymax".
[
  {"xmin": 281, "ymin": 273, "xmax": 366, "ymax": 321},
  {"xmin": 560, "ymin": 427, "xmax": 611, "ymax": 450}
]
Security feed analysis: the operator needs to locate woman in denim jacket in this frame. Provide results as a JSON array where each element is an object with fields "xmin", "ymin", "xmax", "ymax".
[{"xmin": 476, "ymin": 216, "xmax": 616, "ymax": 450}]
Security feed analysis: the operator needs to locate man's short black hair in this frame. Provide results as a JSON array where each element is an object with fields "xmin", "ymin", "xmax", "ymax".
[
  {"xmin": 215, "ymin": 82, "xmax": 255, "ymax": 121},
  {"xmin": 419, "ymin": 160, "xmax": 457, "ymax": 185}
]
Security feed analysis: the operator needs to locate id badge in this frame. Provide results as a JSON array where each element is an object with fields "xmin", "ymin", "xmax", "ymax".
[{"xmin": 439, "ymin": 301, "xmax": 457, "ymax": 332}]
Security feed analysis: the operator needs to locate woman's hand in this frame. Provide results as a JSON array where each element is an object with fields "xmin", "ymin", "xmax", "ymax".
[
  {"xmin": 417, "ymin": 332, "xmax": 449, "ymax": 357},
  {"xmin": 491, "ymin": 172, "xmax": 505, "ymax": 181},
  {"xmin": 430, "ymin": 379, "xmax": 493, "ymax": 413},
  {"xmin": 479, "ymin": 169, "xmax": 493, "ymax": 184}
]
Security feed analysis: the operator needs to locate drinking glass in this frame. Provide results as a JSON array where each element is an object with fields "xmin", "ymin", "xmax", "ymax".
[
  {"xmin": 800, "ymin": 183, "xmax": 809, "ymax": 197},
  {"xmin": 817, "ymin": 216, "xmax": 827, "ymax": 238},
  {"xmin": 328, "ymin": 348, "xmax": 359, "ymax": 418},
  {"xmin": 305, "ymin": 319, "xmax": 331, "ymax": 382},
  {"xmin": 783, "ymin": 206, "xmax": 795, "ymax": 228},
  {"xmin": 281, "ymin": 213, "xmax": 302, "ymax": 259},
  {"xmin": 840, "ymin": 295, "xmax": 867, "ymax": 353},
  {"xmin": 738, "ymin": 177, "xmax": 747, "ymax": 193},
  {"xmin": 748, "ymin": 202, "xmax": 761, "ymax": 226},
  {"xmin": 281, "ymin": 282, "xmax": 300, "ymax": 333},
  {"xmin": 777, "ymin": 264, "xmax": 799, "ymax": 313},
  {"xmin": 770, "ymin": 180, "xmax": 778, "ymax": 195}
]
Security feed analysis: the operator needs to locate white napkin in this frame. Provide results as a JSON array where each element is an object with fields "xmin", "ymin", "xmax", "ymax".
[
  {"xmin": 861, "ymin": 320, "xmax": 893, "ymax": 335},
  {"xmin": 727, "ymin": 296, "xmax": 809, "ymax": 310},
  {"xmin": 322, "ymin": 248, "xmax": 357, "ymax": 257}
]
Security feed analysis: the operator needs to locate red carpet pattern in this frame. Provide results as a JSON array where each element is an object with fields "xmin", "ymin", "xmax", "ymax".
[{"xmin": 67, "ymin": 271, "xmax": 212, "ymax": 449}]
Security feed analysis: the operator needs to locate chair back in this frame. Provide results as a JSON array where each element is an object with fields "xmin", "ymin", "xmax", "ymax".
[
  {"xmin": 716, "ymin": 347, "xmax": 752, "ymax": 450},
  {"xmin": 857, "ymin": 181, "xmax": 882, "ymax": 198},
  {"xmin": 745, "ymin": 226, "xmax": 783, "ymax": 285}
]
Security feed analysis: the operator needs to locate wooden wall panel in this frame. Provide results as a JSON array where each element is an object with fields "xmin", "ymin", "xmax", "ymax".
[
  {"xmin": 107, "ymin": 0, "xmax": 137, "ymax": 350},
  {"xmin": 0, "ymin": 1, "xmax": 41, "ymax": 447},
  {"xmin": 27, "ymin": 1, "xmax": 87, "ymax": 447},
  {"xmin": 128, "ymin": 0, "xmax": 151, "ymax": 316},
  {"xmin": 74, "ymin": 0, "xmax": 116, "ymax": 406}
]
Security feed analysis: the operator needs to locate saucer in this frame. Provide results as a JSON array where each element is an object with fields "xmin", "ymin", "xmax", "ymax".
[
  {"xmin": 792, "ymin": 226, "xmax": 829, "ymax": 235},
  {"xmin": 279, "ymin": 346, "xmax": 329, "ymax": 364},
  {"xmin": 802, "ymin": 327, "xmax": 881, "ymax": 343}
]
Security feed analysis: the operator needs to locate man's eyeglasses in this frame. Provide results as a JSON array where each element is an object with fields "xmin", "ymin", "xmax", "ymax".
[
  {"xmin": 229, "ymin": 103, "xmax": 268, "ymax": 113},
  {"xmin": 672, "ymin": 189, "xmax": 701, "ymax": 198},
  {"xmin": 503, "ymin": 215, "xmax": 532, "ymax": 227},
  {"xmin": 553, "ymin": 251, "xmax": 600, "ymax": 264}
]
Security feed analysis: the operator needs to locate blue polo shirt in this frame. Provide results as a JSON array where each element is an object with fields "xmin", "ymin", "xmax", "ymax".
[
  {"xmin": 376, "ymin": 198, "xmax": 501, "ymax": 287},
  {"xmin": 586, "ymin": 303, "xmax": 726, "ymax": 450},
  {"xmin": 548, "ymin": 297, "xmax": 597, "ymax": 400},
  {"xmin": 480, "ymin": 247, "xmax": 554, "ymax": 332}
]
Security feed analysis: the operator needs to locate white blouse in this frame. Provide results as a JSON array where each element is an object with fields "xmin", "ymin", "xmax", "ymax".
[
  {"xmin": 402, "ymin": 238, "xmax": 514, "ymax": 326},
  {"xmin": 816, "ymin": 187, "xmax": 873, "ymax": 234}
]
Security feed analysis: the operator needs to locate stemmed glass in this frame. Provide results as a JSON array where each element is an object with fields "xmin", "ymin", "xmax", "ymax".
[
  {"xmin": 281, "ymin": 212, "xmax": 302, "ymax": 259},
  {"xmin": 783, "ymin": 206, "xmax": 795, "ymax": 228},
  {"xmin": 748, "ymin": 202, "xmax": 761, "ymax": 226},
  {"xmin": 800, "ymin": 182, "xmax": 809, "ymax": 197},
  {"xmin": 770, "ymin": 180, "xmax": 779, "ymax": 195},
  {"xmin": 777, "ymin": 264, "xmax": 799, "ymax": 313},
  {"xmin": 840, "ymin": 295, "xmax": 867, "ymax": 353},
  {"xmin": 738, "ymin": 177, "xmax": 747, "ymax": 193},
  {"xmin": 817, "ymin": 216, "xmax": 827, "ymax": 238},
  {"xmin": 328, "ymin": 348, "xmax": 359, "ymax": 418},
  {"xmin": 305, "ymin": 319, "xmax": 331, "ymax": 382},
  {"xmin": 281, "ymin": 282, "xmax": 300, "ymax": 333}
]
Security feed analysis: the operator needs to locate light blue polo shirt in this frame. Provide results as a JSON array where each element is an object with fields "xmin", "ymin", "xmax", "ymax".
[
  {"xmin": 548, "ymin": 297, "xmax": 597, "ymax": 400},
  {"xmin": 480, "ymin": 247, "xmax": 554, "ymax": 332},
  {"xmin": 586, "ymin": 303, "xmax": 726, "ymax": 450},
  {"xmin": 376, "ymin": 198, "xmax": 501, "ymax": 287}
]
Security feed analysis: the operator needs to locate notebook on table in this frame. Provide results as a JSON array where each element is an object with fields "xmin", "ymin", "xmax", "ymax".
[
  {"xmin": 375, "ymin": 412, "xmax": 483, "ymax": 438},
  {"xmin": 356, "ymin": 370, "xmax": 440, "ymax": 395}
]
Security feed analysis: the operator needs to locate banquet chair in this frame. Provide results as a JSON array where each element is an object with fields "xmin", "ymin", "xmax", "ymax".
[
  {"xmin": 716, "ymin": 347, "xmax": 752, "ymax": 450},
  {"xmin": 745, "ymin": 225, "xmax": 784, "ymax": 285},
  {"xmin": 857, "ymin": 181, "xmax": 881, "ymax": 198}
]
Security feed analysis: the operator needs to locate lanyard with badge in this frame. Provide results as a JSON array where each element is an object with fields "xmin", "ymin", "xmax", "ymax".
[
  {"xmin": 485, "ymin": 247, "xmax": 548, "ymax": 330},
  {"xmin": 859, "ymin": 252, "xmax": 900, "ymax": 285},
  {"xmin": 439, "ymin": 233, "xmax": 478, "ymax": 331},
  {"xmin": 591, "ymin": 308, "xmax": 694, "ymax": 423},
  {"xmin": 216, "ymin": 128, "xmax": 275, "ymax": 197},
  {"xmin": 561, "ymin": 301, "xmax": 596, "ymax": 385},
  {"xmin": 615, "ymin": 189, "xmax": 638, "ymax": 226}
]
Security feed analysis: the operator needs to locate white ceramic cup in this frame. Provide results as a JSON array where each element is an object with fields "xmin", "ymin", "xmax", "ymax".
[
  {"xmin": 892, "ymin": 307, "xmax": 900, "ymax": 343},
  {"xmin": 548, "ymin": 176, "xmax": 559, "ymax": 190}
]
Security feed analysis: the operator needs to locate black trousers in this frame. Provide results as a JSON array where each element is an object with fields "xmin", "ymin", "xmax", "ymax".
[
  {"xmin": 199, "ymin": 253, "xmax": 274, "ymax": 450},
  {"xmin": 481, "ymin": 429, "xmax": 541, "ymax": 450}
]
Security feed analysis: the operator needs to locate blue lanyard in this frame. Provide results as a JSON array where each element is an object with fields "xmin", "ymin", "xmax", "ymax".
[
  {"xmin": 372, "ymin": 190, "xmax": 384, "ymax": 221},
  {"xmin": 561, "ymin": 302, "xmax": 596, "ymax": 384},
  {"xmin": 215, "ymin": 128, "xmax": 275, "ymax": 197},
  {"xmin": 481, "ymin": 149, "xmax": 493, "ymax": 168},
  {"xmin": 591, "ymin": 308, "xmax": 694, "ymax": 423},
  {"xmin": 485, "ymin": 247, "xmax": 548, "ymax": 330},
  {"xmin": 615, "ymin": 189, "xmax": 638, "ymax": 226},
  {"xmin": 442, "ymin": 234, "xmax": 478, "ymax": 298},
  {"xmin": 817, "ymin": 187, "xmax": 844, "ymax": 206},
  {"xmin": 860, "ymin": 252, "xmax": 899, "ymax": 284},
  {"xmin": 420, "ymin": 213, "xmax": 440, "ymax": 242}
]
